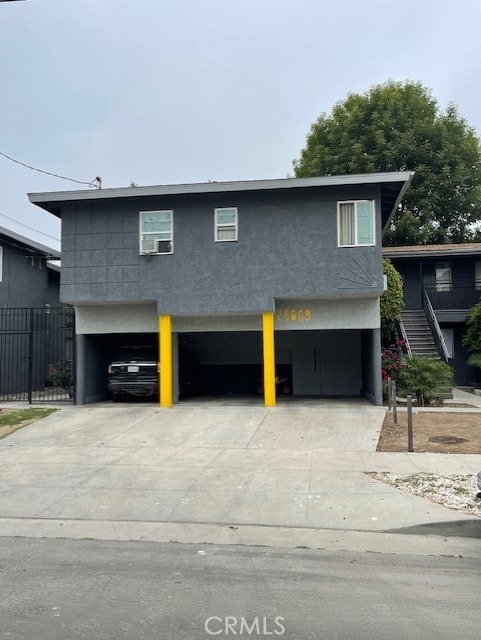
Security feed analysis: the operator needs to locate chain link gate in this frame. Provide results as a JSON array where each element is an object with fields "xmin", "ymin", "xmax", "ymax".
[{"xmin": 0, "ymin": 307, "xmax": 75, "ymax": 403}]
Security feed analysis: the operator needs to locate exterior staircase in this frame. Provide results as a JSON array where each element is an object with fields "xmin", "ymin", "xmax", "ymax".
[{"xmin": 400, "ymin": 310, "xmax": 439, "ymax": 358}]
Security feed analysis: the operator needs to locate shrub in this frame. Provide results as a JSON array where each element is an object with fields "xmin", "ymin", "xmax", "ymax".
[
  {"xmin": 380, "ymin": 259, "xmax": 404, "ymax": 345},
  {"xmin": 47, "ymin": 360, "xmax": 73, "ymax": 390},
  {"xmin": 463, "ymin": 303, "xmax": 481, "ymax": 370},
  {"xmin": 467, "ymin": 353, "xmax": 481, "ymax": 370},
  {"xmin": 397, "ymin": 356, "xmax": 454, "ymax": 406},
  {"xmin": 381, "ymin": 341, "xmax": 406, "ymax": 380}
]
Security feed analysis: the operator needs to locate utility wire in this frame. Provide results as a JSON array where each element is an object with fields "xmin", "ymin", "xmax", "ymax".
[
  {"xmin": 0, "ymin": 150, "xmax": 99, "ymax": 187},
  {"xmin": 0, "ymin": 211, "xmax": 60, "ymax": 242}
]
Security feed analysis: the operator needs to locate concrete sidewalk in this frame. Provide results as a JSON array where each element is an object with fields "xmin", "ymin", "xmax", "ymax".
[{"xmin": 0, "ymin": 397, "xmax": 480, "ymax": 557}]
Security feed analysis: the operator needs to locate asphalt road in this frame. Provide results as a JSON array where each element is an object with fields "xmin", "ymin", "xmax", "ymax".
[{"xmin": 0, "ymin": 538, "xmax": 479, "ymax": 640}]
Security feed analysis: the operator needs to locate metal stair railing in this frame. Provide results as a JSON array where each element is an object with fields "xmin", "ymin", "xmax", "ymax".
[
  {"xmin": 396, "ymin": 319, "xmax": 412, "ymax": 358},
  {"xmin": 422, "ymin": 286, "xmax": 450, "ymax": 363}
]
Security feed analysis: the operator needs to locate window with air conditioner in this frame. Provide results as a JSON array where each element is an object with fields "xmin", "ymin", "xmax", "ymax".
[
  {"xmin": 139, "ymin": 210, "xmax": 173, "ymax": 255},
  {"xmin": 215, "ymin": 207, "xmax": 238, "ymax": 242},
  {"xmin": 337, "ymin": 200, "xmax": 375, "ymax": 247}
]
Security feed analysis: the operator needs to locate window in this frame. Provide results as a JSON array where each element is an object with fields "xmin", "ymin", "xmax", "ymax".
[
  {"xmin": 338, "ymin": 200, "xmax": 375, "ymax": 246},
  {"xmin": 0, "ymin": 246, "xmax": 2, "ymax": 282},
  {"xmin": 435, "ymin": 262, "xmax": 452, "ymax": 292},
  {"xmin": 139, "ymin": 210, "xmax": 173, "ymax": 255},
  {"xmin": 475, "ymin": 261, "xmax": 481, "ymax": 290},
  {"xmin": 215, "ymin": 207, "xmax": 238, "ymax": 242}
]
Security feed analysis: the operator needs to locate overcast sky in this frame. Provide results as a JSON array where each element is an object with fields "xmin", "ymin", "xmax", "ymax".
[{"xmin": 1, "ymin": 0, "xmax": 481, "ymax": 250}]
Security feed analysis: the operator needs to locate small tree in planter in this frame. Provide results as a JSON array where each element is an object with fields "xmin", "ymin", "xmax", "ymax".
[{"xmin": 397, "ymin": 356, "xmax": 454, "ymax": 406}]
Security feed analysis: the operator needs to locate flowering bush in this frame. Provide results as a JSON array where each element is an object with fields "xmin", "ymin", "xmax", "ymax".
[{"xmin": 381, "ymin": 340, "xmax": 406, "ymax": 381}]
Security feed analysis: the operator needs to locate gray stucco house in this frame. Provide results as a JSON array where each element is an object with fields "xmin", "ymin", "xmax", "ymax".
[
  {"xmin": 0, "ymin": 224, "xmax": 60, "ymax": 308},
  {"xmin": 29, "ymin": 172, "xmax": 413, "ymax": 406},
  {"xmin": 0, "ymin": 224, "xmax": 62, "ymax": 398}
]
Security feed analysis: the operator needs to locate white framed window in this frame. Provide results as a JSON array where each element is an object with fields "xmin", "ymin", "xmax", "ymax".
[
  {"xmin": 337, "ymin": 200, "xmax": 375, "ymax": 247},
  {"xmin": 475, "ymin": 261, "xmax": 481, "ymax": 290},
  {"xmin": 435, "ymin": 261, "xmax": 452, "ymax": 292},
  {"xmin": 139, "ymin": 210, "xmax": 173, "ymax": 255},
  {"xmin": 215, "ymin": 207, "xmax": 238, "ymax": 242}
]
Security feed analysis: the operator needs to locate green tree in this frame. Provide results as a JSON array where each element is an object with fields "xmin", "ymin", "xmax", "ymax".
[
  {"xmin": 397, "ymin": 356, "xmax": 454, "ymax": 406},
  {"xmin": 293, "ymin": 80, "xmax": 481, "ymax": 244},
  {"xmin": 380, "ymin": 258, "xmax": 404, "ymax": 344},
  {"xmin": 463, "ymin": 302, "xmax": 481, "ymax": 370}
]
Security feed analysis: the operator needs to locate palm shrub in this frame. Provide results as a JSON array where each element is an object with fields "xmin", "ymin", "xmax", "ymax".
[{"xmin": 397, "ymin": 356, "xmax": 454, "ymax": 406}]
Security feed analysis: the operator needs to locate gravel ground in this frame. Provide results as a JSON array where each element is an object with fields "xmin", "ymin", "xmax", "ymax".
[{"xmin": 368, "ymin": 472, "xmax": 481, "ymax": 517}]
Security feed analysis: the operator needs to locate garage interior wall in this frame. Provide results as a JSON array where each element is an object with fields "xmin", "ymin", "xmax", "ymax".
[
  {"xmin": 275, "ymin": 330, "xmax": 362, "ymax": 397},
  {"xmin": 76, "ymin": 334, "xmax": 112, "ymax": 404}
]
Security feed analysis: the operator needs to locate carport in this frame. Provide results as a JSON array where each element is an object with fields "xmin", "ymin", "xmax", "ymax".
[
  {"xmin": 76, "ymin": 332, "xmax": 158, "ymax": 404},
  {"xmin": 178, "ymin": 331, "xmax": 263, "ymax": 398}
]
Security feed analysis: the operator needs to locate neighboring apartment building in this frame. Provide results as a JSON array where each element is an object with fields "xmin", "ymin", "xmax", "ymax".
[
  {"xmin": 0, "ymin": 224, "xmax": 62, "ymax": 397},
  {"xmin": 0, "ymin": 224, "xmax": 60, "ymax": 308},
  {"xmin": 383, "ymin": 243, "xmax": 481, "ymax": 386},
  {"xmin": 29, "ymin": 172, "xmax": 413, "ymax": 406}
]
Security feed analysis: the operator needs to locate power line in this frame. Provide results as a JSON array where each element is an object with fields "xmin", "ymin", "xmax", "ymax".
[
  {"xmin": 0, "ymin": 211, "xmax": 60, "ymax": 242},
  {"xmin": 0, "ymin": 150, "xmax": 99, "ymax": 188}
]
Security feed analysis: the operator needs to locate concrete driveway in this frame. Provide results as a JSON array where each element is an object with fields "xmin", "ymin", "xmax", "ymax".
[{"xmin": 0, "ymin": 399, "xmax": 479, "ymax": 546}]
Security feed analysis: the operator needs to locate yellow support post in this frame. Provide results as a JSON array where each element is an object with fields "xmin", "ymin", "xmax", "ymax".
[
  {"xmin": 159, "ymin": 315, "xmax": 173, "ymax": 408},
  {"xmin": 262, "ymin": 312, "xmax": 276, "ymax": 407}
]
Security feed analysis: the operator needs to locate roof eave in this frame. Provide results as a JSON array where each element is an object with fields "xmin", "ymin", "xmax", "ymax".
[
  {"xmin": 381, "ymin": 172, "xmax": 415, "ymax": 236},
  {"xmin": 384, "ymin": 247, "xmax": 481, "ymax": 258},
  {"xmin": 28, "ymin": 172, "xmax": 415, "ymax": 216},
  {"xmin": 0, "ymin": 223, "xmax": 60, "ymax": 258}
]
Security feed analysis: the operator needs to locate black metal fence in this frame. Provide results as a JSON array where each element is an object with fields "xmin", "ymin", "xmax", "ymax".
[{"xmin": 0, "ymin": 307, "xmax": 75, "ymax": 403}]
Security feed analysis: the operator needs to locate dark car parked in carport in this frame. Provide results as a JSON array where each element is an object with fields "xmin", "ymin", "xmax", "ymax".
[{"xmin": 107, "ymin": 346, "xmax": 159, "ymax": 400}]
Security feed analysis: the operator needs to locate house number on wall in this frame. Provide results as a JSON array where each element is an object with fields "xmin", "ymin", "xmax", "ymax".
[{"xmin": 276, "ymin": 309, "xmax": 312, "ymax": 322}]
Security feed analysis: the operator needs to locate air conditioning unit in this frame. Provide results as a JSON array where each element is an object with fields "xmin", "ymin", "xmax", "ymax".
[{"xmin": 140, "ymin": 240, "xmax": 172, "ymax": 255}]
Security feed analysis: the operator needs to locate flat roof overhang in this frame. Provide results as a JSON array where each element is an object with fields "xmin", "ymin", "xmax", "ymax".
[
  {"xmin": 384, "ymin": 243, "xmax": 481, "ymax": 259},
  {"xmin": 28, "ymin": 172, "xmax": 413, "ymax": 232}
]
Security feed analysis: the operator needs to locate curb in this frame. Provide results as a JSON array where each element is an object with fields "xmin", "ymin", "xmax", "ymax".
[{"xmin": 1, "ymin": 518, "xmax": 480, "ymax": 559}]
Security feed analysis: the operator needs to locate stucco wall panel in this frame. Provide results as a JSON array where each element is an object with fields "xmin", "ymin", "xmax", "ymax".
[
  {"xmin": 60, "ymin": 185, "xmax": 384, "ymax": 313},
  {"xmin": 275, "ymin": 298, "xmax": 380, "ymax": 330},
  {"xmin": 75, "ymin": 304, "xmax": 158, "ymax": 334}
]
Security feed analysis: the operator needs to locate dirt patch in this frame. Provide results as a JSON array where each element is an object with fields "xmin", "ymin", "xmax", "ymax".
[{"xmin": 377, "ymin": 411, "xmax": 481, "ymax": 454}]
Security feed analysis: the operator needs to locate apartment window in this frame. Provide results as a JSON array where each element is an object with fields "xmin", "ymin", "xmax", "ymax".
[
  {"xmin": 435, "ymin": 262, "xmax": 452, "ymax": 292},
  {"xmin": 215, "ymin": 207, "xmax": 238, "ymax": 242},
  {"xmin": 338, "ymin": 200, "xmax": 375, "ymax": 246},
  {"xmin": 475, "ymin": 261, "xmax": 481, "ymax": 290},
  {"xmin": 139, "ymin": 210, "xmax": 173, "ymax": 255}
]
